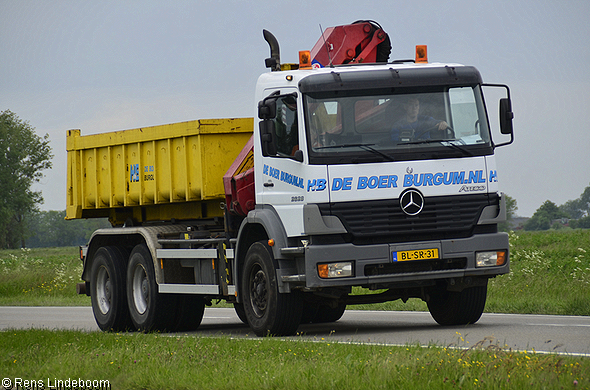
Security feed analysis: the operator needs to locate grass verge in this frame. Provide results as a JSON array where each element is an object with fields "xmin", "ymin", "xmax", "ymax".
[
  {"xmin": 351, "ymin": 229, "xmax": 590, "ymax": 316},
  {"xmin": 1, "ymin": 329, "xmax": 587, "ymax": 389},
  {"xmin": 0, "ymin": 247, "xmax": 90, "ymax": 306},
  {"xmin": 1, "ymin": 230, "xmax": 589, "ymax": 316}
]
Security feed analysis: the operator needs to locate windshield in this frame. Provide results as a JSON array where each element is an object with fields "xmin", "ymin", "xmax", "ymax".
[{"xmin": 304, "ymin": 86, "xmax": 492, "ymax": 164}]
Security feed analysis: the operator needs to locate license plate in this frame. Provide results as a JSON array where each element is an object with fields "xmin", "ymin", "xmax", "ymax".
[{"xmin": 393, "ymin": 248, "xmax": 439, "ymax": 262}]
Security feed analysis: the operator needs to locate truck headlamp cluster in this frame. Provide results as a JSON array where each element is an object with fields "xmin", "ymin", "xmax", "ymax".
[
  {"xmin": 318, "ymin": 262, "xmax": 353, "ymax": 279},
  {"xmin": 476, "ymin": 251, "xmax": 507, "ymax": 267}
]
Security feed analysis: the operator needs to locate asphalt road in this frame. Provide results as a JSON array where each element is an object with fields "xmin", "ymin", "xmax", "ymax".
[{"xmin": 1, "ymin": 307, "xmax": 589, "ymax": 356}]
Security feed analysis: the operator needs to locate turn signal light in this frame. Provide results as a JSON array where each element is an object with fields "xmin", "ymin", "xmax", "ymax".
[
  {"xmin": 318, "ymin": 262, "xmax": 353, "ymax": 278},
  {"xmin": 496, "ymin": 251, "xmax": 507, "ymax": 266},
  {"xmin": 476, "ymin": 251, "xmax": 507, "ymax": 267},
  {"xmin": 415, "ymin": 45, "xmax": 428, "ymax": 63},
  {"xmin": 299, "ymin": 50, "xmax": 312, "ymax": 69}
]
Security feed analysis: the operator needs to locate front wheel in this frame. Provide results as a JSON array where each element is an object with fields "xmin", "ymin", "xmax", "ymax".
[
  {"xmin": 233, "ymin": 302, "xmax": 248, "ymax": 324},
  {"xmin": 171, "ymin": 295, "xmax": 206, "ymax": 332},
  {"xmin": 313, "ymin": 303, "xmax": 346, "ymax": 323},
  {"xmin": 242, "ymin": 241, "xmax": 303, "ymax": 336},
  {"xmin": 427, "ymin": 281, "xmax": 488, "ymax": 326},
  {"xmin": 301, "ymin": 302, "xmax": 346, "ymax": 324}
]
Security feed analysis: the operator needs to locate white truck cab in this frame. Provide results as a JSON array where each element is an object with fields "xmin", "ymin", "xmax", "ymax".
[{"xmin": 243, "ymin": 51, "xmax": 513, "ymax": 331}]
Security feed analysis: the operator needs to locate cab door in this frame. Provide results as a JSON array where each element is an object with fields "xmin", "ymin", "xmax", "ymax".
[{"xmin": 256, "ymin": 88, "xmax": 329, "ymax": 236}]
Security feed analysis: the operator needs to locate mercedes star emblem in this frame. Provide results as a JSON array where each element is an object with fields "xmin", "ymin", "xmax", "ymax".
[{"xmin": 400, "ymin": 189, "xmax": 424, "ymax": 216}]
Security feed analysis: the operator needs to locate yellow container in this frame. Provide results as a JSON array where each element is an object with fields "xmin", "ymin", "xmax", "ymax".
[{"xmin": 66, "ymin": 118, "xmax": 253, "ymax": 225}]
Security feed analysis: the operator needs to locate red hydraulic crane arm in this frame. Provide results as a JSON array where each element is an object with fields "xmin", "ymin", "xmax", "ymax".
[{"xmin": 310, "ymin": 21, "xmax": 391, "ymax": 67}]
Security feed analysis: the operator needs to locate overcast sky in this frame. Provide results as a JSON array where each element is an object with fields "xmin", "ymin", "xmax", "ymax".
[{"xmin": 1, "ymin": 0, "xmax": 589, "ymax": 217}]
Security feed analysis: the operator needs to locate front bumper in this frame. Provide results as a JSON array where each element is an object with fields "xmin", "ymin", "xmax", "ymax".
[{"xmin": 300, "ymin": 232, "xmax": 509, "ymax": 289}]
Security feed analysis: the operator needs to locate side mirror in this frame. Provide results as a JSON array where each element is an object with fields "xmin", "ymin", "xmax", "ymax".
[
  {"xmin": 259, "ymin": 120, "xmax": 277, "ymax": 156},
  {"xmin": 258, "ymin": 98, "xmax": 276, "ymax": 120},
  {"xmin": 499, "ymin": 98, "xmax": 514, "ymax": 135},
  {"xmin": 293, "ymin": 149, "xmax": 304, "ymax": 163},
  {"xmin": 482, "ymin": 83, "xmax": 514, "ymax": 148}
]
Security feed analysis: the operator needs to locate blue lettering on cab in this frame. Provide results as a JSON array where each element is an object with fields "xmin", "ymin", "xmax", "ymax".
[
  {"xmin": 357, "ymin": 175, "xmax": 398, "ymax": 189},
  {"xmin": 403, "ymin": 170, "xmax": 486, "ymax": 187},
  {"xmin": 332, "ymin": 177, "xmax": 353, "ymax": 191},
  {"xmin": 308, "ymin": 178, "xmax": 327, "ymax": 192},
  {"xmin": 489, "ymin": 170, "xmax": 498, "ymax": 182}
]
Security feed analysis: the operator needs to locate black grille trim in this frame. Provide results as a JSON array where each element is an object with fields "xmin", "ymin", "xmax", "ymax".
[
  {"xmin": 318, "ymin": 193, "xmax": 497, "ymax": 245},
  {"xmin": 365, "ymin": 258, "xmax": 468, "ymax": 276}
]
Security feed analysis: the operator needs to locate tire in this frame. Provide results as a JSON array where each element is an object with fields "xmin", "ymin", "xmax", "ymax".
[
  {"xmin": 427, "ymin": 281, "xmax": 488, "ymax": 326},
  {"xmin": 300, "ymin": 303, "xmax": 319, "ymax": 324},
  {"xmin": 300, "ymin": 302, "xmax": 346, "ymax": 324},
  {"xmin": 89, "ymin": 246, "xmax": 133, "ymax": 332},
  {"xmin": 233, "ymin": 302, "xmax": 248, "ymax": 324},
  {"xmin": 242, "ymin": 241, "xmax": 303, "ymax": 336},
  {"xmin": 171, "ymin": 295, "xmax": 206, "ymax": 332},
  {"xmin": 313, "ymin": 303, "xmax": 346, "ymax": 323},
  {"xmin": 126, "ymin": 244, "xmax": 176, "ymax": 332}
]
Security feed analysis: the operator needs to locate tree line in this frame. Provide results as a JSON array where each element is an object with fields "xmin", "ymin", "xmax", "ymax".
[
  {"xmin": 1, "ymin": 110, "xmax": 52, "ymax": 248},
  {"xmin": 26, "ymin": 210, "xmax": 111, "ymax": 248},
  {"xmin": 1, "ymin": 110, "xmax": 588, "ymax": 248},
  {"xmin": 519, "ymin": 185, "xmax": 590, "ymax": 231},
  {"xmin": 0, "ymin": 110, "xmax": 113, "ymax": 248},
  {"xmin": 22, "ymin": 190, "xmax": 589, "ymax": 246}
]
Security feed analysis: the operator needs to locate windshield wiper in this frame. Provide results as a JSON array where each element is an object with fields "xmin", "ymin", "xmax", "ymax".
[
  {"xmin": 400, "ymin": 139, "xmax": 473, "ymax": 156},
  {"xmin": 400, "ymin": 138, "xmax": 447, "ymax": 145},
  {"xmin": 315, "ymin": 143, "xmax": 395, "ymax": 162},
  {"xmin": 443, "ymin": 141, "xmax": 473, "ymax": 156}
]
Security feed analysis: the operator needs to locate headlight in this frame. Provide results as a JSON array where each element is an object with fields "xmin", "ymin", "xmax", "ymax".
[
  {"xmin": 318, "ymin": 262, "xmax": 353, "ymax": 278},
  {"xmin": 476, "ymin": 251, "xmax": 507, "ymax": 267}
]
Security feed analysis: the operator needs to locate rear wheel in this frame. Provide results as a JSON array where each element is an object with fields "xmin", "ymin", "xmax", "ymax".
[
  {"xmin": 427, "ymin": 281, "xmax": 488, "ymax": 326},
  {"xmin": 242, "ymin": 241, "xmax": 303, "ymax": 336},
  {"xmin": 126, "ymin": 244, "xmax": 175, "ymax": 332},
  {"xmin": 90, "ymin": 246, "xmax": 133, "ymax": 331}
]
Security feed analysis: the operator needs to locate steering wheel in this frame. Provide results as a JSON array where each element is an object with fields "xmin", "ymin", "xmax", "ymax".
[
  {"xmin": 378, "ymin": 125, "xmax": 455, "ymax": 145},
  {"xmin": 414, "ymin": 124, "xmax": 455, "ymax": 140}
]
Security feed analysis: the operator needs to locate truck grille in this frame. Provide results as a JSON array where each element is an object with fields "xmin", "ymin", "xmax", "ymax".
[{"xmin": 318, "ymin": 193, "xmax": 497, "ymax": 245}]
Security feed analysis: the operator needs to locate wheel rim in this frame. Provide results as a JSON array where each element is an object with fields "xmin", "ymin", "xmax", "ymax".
[
  {"xmin": 132, "ymin": 264, "xmax": 149, "ymax": 315},
  {"xmin": 249, "ymin": 265, "xmax": 268, "ymax": 318},
  {"xmin": 96, "ymin": 265, "xmax": 111, "ymax": 315}
]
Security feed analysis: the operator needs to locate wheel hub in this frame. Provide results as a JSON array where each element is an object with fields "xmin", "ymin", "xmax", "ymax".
[
  {"xmin": 96, "ymin": 266, "xmax": 111, "ymax": 315},
  {"xmin": 132, "ymin": 265, "xmax": 149, "ymax": 315},
  {"xmin": 250, "ymin": 269, "xmax": 268, "ymax": 317},
  {"xmin": 141, "ymin": 278, "xmax": 148, "ymax": 300}
]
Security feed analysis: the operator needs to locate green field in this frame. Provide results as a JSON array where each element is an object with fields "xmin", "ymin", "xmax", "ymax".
[
  {"xmin": 0, "ymin": 246, "xmax": 91, "ymax": 306},
  {"xmin": 1, "ymin": 329, "xmax": 587, "ymax": 389},
  {"xmin": 1, "ymin": 230, "xmax": 589, "ymax": 389},
  {"xmin": 2, "ymin": 230, "xmax": 589, "ymax": 315}
]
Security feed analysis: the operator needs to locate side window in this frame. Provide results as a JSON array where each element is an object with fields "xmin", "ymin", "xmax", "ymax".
[
  {"xmin": 449, "ymin": 87, "xmax": 479, "ymax": 138},
  {"xmin": 274, "ymin": 95, "xmax": 299, "ymax": 156}
]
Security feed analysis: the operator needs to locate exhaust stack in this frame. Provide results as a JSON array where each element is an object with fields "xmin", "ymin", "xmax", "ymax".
[{"xmin": 263, "ymin": 29, "xmax": 281, "ymax": 72}]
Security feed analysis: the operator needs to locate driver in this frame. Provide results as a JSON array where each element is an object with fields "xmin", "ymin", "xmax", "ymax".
[{"xmin": 391, "ymin": 97, "xmax": 449, "ymax": 141}]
